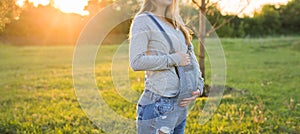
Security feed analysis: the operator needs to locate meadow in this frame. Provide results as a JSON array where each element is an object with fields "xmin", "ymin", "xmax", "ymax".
[{"xmin": 0, "ymin": 36, "xmax": 299, "ymax": 133}]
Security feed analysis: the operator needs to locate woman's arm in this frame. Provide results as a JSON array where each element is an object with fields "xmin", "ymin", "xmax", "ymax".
[{"xmin": 129, "ymin": 16, "xmax": 181, "ymax": 71}]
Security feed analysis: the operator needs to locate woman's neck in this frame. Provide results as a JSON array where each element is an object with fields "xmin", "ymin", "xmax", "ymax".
[{"xmin": 152, "ymin": 6, "xmax": 167, "ymax": 17}]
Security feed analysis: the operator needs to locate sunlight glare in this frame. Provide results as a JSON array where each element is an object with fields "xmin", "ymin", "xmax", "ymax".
[
  {"xmin": 53, "ymin": 0, "xmax": 89, "ymax": 16},
  {"xmin": 16, "ymin": 0, "xmax": 49, "ymax": 7},
  {"xmin": 16, "ymin": 0, "xmax": 89, "ymax": 16},
  {"xmin": 16, "ymin": 0, "xmax": 289, "ymax": 17},
  {"xmin": 216, "ymin": 0, "xmax": 289, "ymax": 17}
]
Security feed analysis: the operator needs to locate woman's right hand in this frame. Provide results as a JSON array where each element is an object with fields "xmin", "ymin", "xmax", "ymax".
[{"xmin": 176, "ymin": 51, "xmax": 190, "ymax": 66}]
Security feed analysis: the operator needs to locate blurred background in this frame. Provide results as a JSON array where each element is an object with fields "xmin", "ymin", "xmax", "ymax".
[
  {"xmin": 0, "ymin": 0, "xmax": 299, "ymax": 46},
  {"xmin": 0, "ymin": 0, "xmax": 299, "ymax": 133}
]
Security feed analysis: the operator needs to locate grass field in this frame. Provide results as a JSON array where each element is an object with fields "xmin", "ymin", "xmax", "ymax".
[{"xmin": 0, "ymin": 36, "xmax": 299, "ymax": 133}]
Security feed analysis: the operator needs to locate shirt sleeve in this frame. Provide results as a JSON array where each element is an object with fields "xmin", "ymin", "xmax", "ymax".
[{"xmin": 129, "ymin": 15, "xmax": 181, "ymax": 71}]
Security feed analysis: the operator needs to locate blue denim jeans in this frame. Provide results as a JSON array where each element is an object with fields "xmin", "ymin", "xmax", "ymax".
[{"xmin": 136, "ymin": 89, "xmax": 188, "ymax": 134}]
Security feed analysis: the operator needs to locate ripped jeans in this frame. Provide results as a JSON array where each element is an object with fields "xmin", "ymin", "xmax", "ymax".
[{"xmin": 136, "ymin": 89, "xmax": 188, "ymax": 134}]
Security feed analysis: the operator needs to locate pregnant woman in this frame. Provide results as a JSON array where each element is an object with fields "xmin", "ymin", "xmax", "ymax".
[{"xmin": 129, "ymin": 0, "xmax": 204, "ymax": 133}]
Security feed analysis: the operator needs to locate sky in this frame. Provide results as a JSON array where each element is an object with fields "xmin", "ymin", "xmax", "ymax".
[
  {"xmin": 16, "ymin": 0, "xmax": 290, "ymax": 17},
  {"xmin": 216, "ymin": 0, "xmax": 290, "ymax": 17},
  {"xmin": 16, "ymin": 0, "xmax": 89, "ymax": 16}
]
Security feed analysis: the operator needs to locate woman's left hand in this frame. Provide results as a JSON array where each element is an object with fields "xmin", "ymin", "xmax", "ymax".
[{"xmin": 180, "ymin": 90, "xmax": 201, "ymax": 107}]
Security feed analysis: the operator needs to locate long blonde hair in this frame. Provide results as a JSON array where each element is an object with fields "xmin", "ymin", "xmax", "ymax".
[{"xmin": 133, "ymin": 0, "xmax": 193, "ymax": 46}]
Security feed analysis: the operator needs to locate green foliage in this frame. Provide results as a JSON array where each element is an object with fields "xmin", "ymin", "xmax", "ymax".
[
  {"xmin": 0, "ymin": 37, "xmax": 299, "ymax": 133},
  {"xmin": 181, "ymin": 0, "xmax": 300, "ymax": 37},
  {"xmin": 1, "ymin": 5, "xmax": 87, "ymax": 46},
  {"xmin": 255, "ymin": 5, "xmax": 281, "ymax": 35},
  {"xmin": 279, "ymin": 0, "xmax": 300, "ymax": 34},
  {"xmin": 218, "ymin": 0, "xmax": 300, "ymax": 37}
]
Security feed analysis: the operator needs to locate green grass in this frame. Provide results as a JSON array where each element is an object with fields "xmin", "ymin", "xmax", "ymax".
[{"xmin": 0, "ymin": 36, "xmax": 299, "ymax": 133}]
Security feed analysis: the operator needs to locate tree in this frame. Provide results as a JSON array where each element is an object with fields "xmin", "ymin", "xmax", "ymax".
[
  {"xmin": 0, "ymin": 0, "xmax": 21, "ymax": 32},
  {"xmin": 2, "ymin": 3, "xmax": 86, "ymax": 45},
  {"xmin": 279, "ymin": 0, "xmax": 300, "ymax": 34},
  {"xmin": 184, "ymin": 0, "xmax": 250, "ymax": 96},
  {"xmin": 255, "ymin": 5, "xmax": 281, "ymax": 35},
  {"xmin": 84, "ymin": 0, "xmax": 115, "ymax": 17}
]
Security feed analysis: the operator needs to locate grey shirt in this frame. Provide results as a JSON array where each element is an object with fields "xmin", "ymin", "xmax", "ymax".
[{"xmin": 129, "ymin": 11, "xmax": 204, "ymax": 97}]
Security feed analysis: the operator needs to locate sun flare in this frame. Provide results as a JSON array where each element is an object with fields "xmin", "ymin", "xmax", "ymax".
[
  {"xmin": 53, "ymin": 0, "xmax": 89, "ymax": 16},
  {"xmin": 16, "ymin": 0, "xmax": 89, "ymax": 16}
]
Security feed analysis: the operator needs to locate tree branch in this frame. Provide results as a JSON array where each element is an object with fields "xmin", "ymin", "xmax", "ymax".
[
  {"xmin": 206, "ymin": 0, "xmax": 219, "ymax": 9},
  {"xmin": 212, "ymin": 13, "xmax": 221, "ymax": 28},
  {"xmin": 191, "ymin": 0, "xmax": 201, "ymax": 10},
  {"xmin": 186, "ymin": 15, "xmax": 198, "ymax": 26},
  {"xmin": 190, "ymin": 25, "xmax": 200, "ymax": 38}
]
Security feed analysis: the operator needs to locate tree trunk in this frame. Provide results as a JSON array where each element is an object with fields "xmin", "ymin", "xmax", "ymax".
[{"xmin": 199, "ymin": 0, "xmax": 206, "ymax": 96}]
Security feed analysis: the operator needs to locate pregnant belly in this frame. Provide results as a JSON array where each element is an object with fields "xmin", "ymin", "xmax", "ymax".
[{"xmin": 147, "ymin": 68, "xmax": 180, "ymax": 96}]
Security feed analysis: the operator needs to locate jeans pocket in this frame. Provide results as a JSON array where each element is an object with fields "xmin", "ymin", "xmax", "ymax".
[
  {"xmin": 154, "ymin": 97, "xmax": 175, "ymax": 115},
  {"xmin": 137, "ymin": 103, "xmax": 157, "ymax": 120}
]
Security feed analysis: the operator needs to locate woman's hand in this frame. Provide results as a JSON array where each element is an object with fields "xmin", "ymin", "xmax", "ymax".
[
  {"xmin": 176, "ymin": 51, "xmax": 190, "ymax": 66},
  {"xmin": 180, "ymin": 90, "xmax": 200, "ymax": 107}
]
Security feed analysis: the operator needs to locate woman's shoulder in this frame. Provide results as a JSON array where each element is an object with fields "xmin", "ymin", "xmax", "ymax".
[
  {"xmin": 133, "ymin": 12, "xmax": 151, "ymax": 23},
  {"xmin": 129, "ymin": 12, "xmax": 154, "ymax": 37},
  {"xmin": 130, "ymin": 12, "xmax": 153, "ymax": 31}
]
